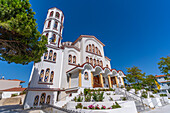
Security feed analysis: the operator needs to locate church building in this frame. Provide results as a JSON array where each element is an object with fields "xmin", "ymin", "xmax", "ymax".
[{"xmin": 24, "ymin": 7, "xmax": 126, "ymax": 109}]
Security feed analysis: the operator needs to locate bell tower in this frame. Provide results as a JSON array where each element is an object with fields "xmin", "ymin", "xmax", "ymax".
[{"xmin": 43, "ymin": 7, "xmax": 64, "ymax": 47}]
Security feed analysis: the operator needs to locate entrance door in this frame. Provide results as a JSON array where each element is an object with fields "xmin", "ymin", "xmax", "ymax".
[{"xmin": 93, "ymin": 75, "xmax": 102, "ymax": 88}]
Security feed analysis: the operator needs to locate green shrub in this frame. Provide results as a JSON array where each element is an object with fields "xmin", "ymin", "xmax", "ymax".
[
  {"xmin": 111, "ymin": 102, "xmax": 121, "ymax": 109},
  {"xmin": 152, "ymin": 89, "xmax": 158, "ymax": 94},
  {"xmin": 150, "ymin": 95, "xmax": 154, "ymax": 98},
  {"xmin": 75, "ymin": 103, "xmax": 83, "ymax": 109},
  {"xmin": 121, "ymin": 97, "xmax": 127, "ymax": 101},
  {"xmin": 77, "ymin": 95, "xmax": 83, "ymax": 102},
  {"xmin": 11, "ymin": 94, "xmax": 18, "ymax": 97},
  {"xmin": 109, "ymin": 97, "xmax": 113, "ymax": 101},
  {"xmin": 85, "ymin": 92, "xmax": 92, "ymax": 102},
  {"xmin": 92, "ymin": 91, "xmax": 104, "ymax": 102},
  {"xmin": 160, "ymin": 94, "xmax": 167, "ymax": 97},
  {"xmin": 106, "ymin": 93, "xmax": 111, "ymax": 95},
  {"xmin": 83, "ymin": 106, "xmax": 87, "ymax": 109},
  {"xmin": 126, "ymin": 86, "xmax": 131, "ymax": 91}
]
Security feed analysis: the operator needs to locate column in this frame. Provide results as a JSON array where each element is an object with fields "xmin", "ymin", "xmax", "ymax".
[
  {"xmin": 69, "ymin": 75, "xmax": 71, "ymax": 88},
  {"xmin": 100, "ymin": 73, "xmax": 104, "ymax": 87},
  {"xmin": 78, "ymin": 70, "xmax": 81, "ymax": 87},
  {"xmin": 121, "ymin": 77, "xmax": 125, "ymax": 88},
  {"xmin": 91, "ymin": 72, "xmax": 93, "ymax": 88},
  {"xmin": 108, "ymin": 75, "xmax": 112, "ymax": 88},
  {"xmin": 115, "ymin": 76, "xmax": 119, "ymax": 88}
]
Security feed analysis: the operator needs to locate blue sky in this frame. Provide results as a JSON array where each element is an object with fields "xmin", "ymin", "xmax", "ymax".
[{"xmin": 1, "ymin": 0, "xmax": 170, "ymax": 87}]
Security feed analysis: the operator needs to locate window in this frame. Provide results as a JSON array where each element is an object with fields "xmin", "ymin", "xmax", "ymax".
[
  {"xmin": 53, "ymin": 53, "xmax": 56, "ymax": 62},
  {"xmin": 45, "ymin": 33, "xmax": 48, "ymax": 38},
  {"xmin": 92, "ymin": 44, "xmax": 95, "ymax": 53},
  {"xmin": 61, "ymin": 15, "xmax": 64, "ymax": 22},
  {"xmin": 54, "ymin": 21, "xmax": 58, "ymax": 29},
  {"xmin": 100, "ymin": 61, "xmax": 103, "ymax": 67},
  {"xmin": 84, "ymin": 72, "xmax": 89, "ymax": 80},
  {"xmin": 86, "ymin": 57, "xmax": 89, "ymax": 62},
  {"xmin": 106, "ymin": 64, "xmax": 108, "ymax": 67},
  {"xmin": 51, "ymin": 34, "xmax": 56, "ymax": 42},
  {"xmin": 97, "ymin": 60, "xmax": 99, "ymax": 65},
  {"xmin": 48, "ymin": 50, "xmax": 53, "ymax": 60},
  {"xmin": 73, "ymin": 56, "xmax": 76, "ymax": 64},
  {"xmin": 47, "ymin": 20, "xmax": 51, "ymax": 28},
  {"xmin": 50, "ymin": 71, "xmax": 54, "ymax": 82},
  {"xmin": 60, "ymin": 26, "xmax": 62, "ymax": 34},
  {"xmin": 103, "ymin": 77, "xmax": 105, "ymax": 84},
  {"xmin": 95, "ymin": 47, "xmax": 98, "ymax": 54},
  {"xmin": 40, "ymin": 93, "xmax": 46, "ymax": 105},
  {"xmin": 44, "ymin": 68, "xmax": 50, "ymax": 82},
  {"xmin": 55, "ymin": 12, "xmax": 60, "ymax": 18},
  {"xmin": 89, "ymin": 44, "xmax": 92, "ymax": 52},
  {"xmin": 68, "ymin": 55, "xmax": 72, "ymax": 63},
  {"xmin": 90, "ymin": 58, "xmax": 93, "ymax": 65},
  {"xmin": 49, "ymin": 11, "xmax": 54, "ymax": 17},
  {"xmin": 33, "ymin": 95, "xmax": 39, "ymax": 106},
  {"xmin": 119, "ymin": 77, "xmax": 121, "ymax": 83},
  {"xmin": 86, "ymin": 46, "xmax": 88, "ymax": 51},
  {"xmin": 39, "ymin": 70, "xmax": 44, "ymax": 82},
  {"xmin": 58, "ymin": 38, "xmax": 60, "ymax": 47},
  {"xmin": 46, "ymin": 95, "xmax": 51, "ymax": 104},
  {"xmin": 94, "ymin": 59, "xmax": 96, "ymax": 66},
  {"xmin": 99, "ymin": 51, "xmax": 101, "ymax": 56},
  {"xmin": 44, "ymin": 51, "xmax": 48, "ymax": 60}
]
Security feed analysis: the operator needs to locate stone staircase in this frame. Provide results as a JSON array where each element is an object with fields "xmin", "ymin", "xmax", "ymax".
[{"xmin": 115, "ymin": 88, "xmax": 151, "ymax": 112}]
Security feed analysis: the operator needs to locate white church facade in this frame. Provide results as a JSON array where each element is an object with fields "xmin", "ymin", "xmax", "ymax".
[{"xmin": 24, "ymin": 7, "xmax": 126, "ymax": 109}]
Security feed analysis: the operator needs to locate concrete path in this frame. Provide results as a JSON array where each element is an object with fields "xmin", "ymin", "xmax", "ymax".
[{"xmin": 142, "ymin": 104, "xmax": 170, "ymax": 113}]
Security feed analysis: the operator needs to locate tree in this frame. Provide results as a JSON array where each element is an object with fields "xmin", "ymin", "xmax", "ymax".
[
  {"xmin": 158, "ymin": 56, "xmax": 170, "ymax": 78},
  {"xmin": 125, "ymin": 66, "xmax": 146, "ymax": 90},
  {"xmin": 0, "ymin": 0, "xmax": 47, "ymax": 65},
  {"xmin": 143, "ymin": 75, "xmax": 156, "ymax": 91}
]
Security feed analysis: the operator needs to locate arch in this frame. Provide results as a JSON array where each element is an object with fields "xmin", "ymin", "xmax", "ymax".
[
  {"xmin": 51, "ymin": 34, "xmax": 56, "ymax": 42},
  {"xmin": 68, "ymin": 55, "xmax": 72, "ymax": 63},
  {"xmin": 104, "ymin": 68, "xmax": 111, "ymax": 75},
  {"xmin": 90, "ymin": 58, "xmax": 93, "ymax": 65},
  {"xmin": 50, "ymin": 71, "xmax": 54, "ymax": 82},
  {"xmin": 44, "ymin": 68, "xmax": 50, "ymax": 82},
  {"xmin": 86, "ymin": 45, "xmax": 88, "ymax": 51},
  {"xmin": 86, "ymin": 57, "xmax": 89, "ymax": 63},
  {"xmin": 112, "ymin": 69, "xmax": 117, "ymax": 76},
  {"xmin": 54, "ymin": 21, "xmax": 58, "ymax": 29},
  {"xmin": 47, "ymin": 20, "xmax": 51, "ymax": 28},
  {"xmin": 84, "ymin": 71, "xmax": 89, "ymax": 80},
  {"xmin": 46, "ymin": 95, "xmax": 51, "ymax": 104},
  {"xmin": 33, "ymin": 95, "xmax": 39, "ymax": 106},
  {"xmin": 92, "ymin": 44, "xmax": 95, "ymax": 53},
  {"xmin": 48, "ymin": 50, "xmax": 53, "ymax": 60},
  {"xmin": 97, "ymin": 60, "xmax": 99, "ymax": 65},
  {"xmin": 89, "ymin": 44, "xmax": 92, "ymax": 52},
  {"xmin": 40, "ymin": 93, "xmax": 46, "ymax": 105},
  {"xmin": 44, "ymin": 50, "xmax": 48, "ymax": 60},
  {"xmin": 94, "ymin": 59, "xmax": 96, "ymax": 66},
  {"xmin": 55, "ymin": 12, "xmax": 60, "ymax": 18},
  {"xmin": 73, "ymin": 56, "xmax": 76, "ymax": 64},
  {"xmin": 49, "ymin": 11, "xmax": 54, "ymax": 17},
  {"xmin": 39, "ymin": 70, "xmax": 44, "ymax": 82},
  {"xmin": 83, "ymin": 63, "xmax": 93, "ymax": 70},
  {"xmin": 53, "ymin": 52, "xmax": 56, "ymax": 62},
  {"xmin": 94, "ymin": 66, "xmax": 103, "ymax": 75}
]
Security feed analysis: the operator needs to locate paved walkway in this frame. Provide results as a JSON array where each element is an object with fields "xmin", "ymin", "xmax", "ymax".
[{"xmin": 142, "ymin": 104, "xmax": 170, "ymax": 113}]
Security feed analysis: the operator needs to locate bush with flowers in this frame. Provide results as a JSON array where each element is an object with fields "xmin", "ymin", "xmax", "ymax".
[
  {"xmin": 88, "ymin": 105, "xmax": 95, "ymax": 109},
  {"xmin": 95, "ymin": 104, "xmax": 100, "ymax": 109},
  {"xmin": 101, "ymin": 105, "xmax": 106, "ymax": 109}
]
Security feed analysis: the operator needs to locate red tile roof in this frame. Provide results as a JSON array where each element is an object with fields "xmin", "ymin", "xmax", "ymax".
[
  {"xmin": 0, "ymin": 87, "xmax": 26, "ymax": 92},
  {"xmin": 155, "ymin": 75, "xmax": 166, "ymax": 77}
]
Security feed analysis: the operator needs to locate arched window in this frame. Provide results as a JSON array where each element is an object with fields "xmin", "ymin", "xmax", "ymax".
[
  {"xmin": 94, "ymin": 59, "xmax": 96, "ymax": 66},
  {"xmin": 99, "ymin": 51, "xmax": 101, "ymax": 56},
  {"xmin": 45, "ymin": 33, "xmax": 48, "ymax": 38},
  {"xmin": 103, "ymin": 77, "xmax": 105, "ymax": 84},
  {"xmin": 49, "ymin": 11, "xmax": 54, "ymax": 17},
  {"xmin": 89, "ymin": 44, "xmax": 92, "ymax": 52},
  {"xmin": 44, "ymin": 68, "xmax": 50, "ymax": 82},
  {"xmin": 90, "ymin": 58, "xmax": 93, "ymax": 65},
  {"xmin": 86, "ymin": 57, "xmax": 89, "ymax": 62},
  {"xmin": 44, "ymin": 51, "xmax": 48, "ymax": 60},
  {"xmin": 95, "ymin": 47, "xmax": 98, "ymax": 54},
  {"xmin": 119, "ymin": 77, "xmax": 121, "ymax": 83},
  {"xmin": 73, "ymin": 56, "xmax": 76, "ymax": 64},
  {"xmin": 92, "ymin": 44, "xmax": 95, "ymax": 53},
  {"xmin": 100, "ymin": 61, "xmax": 103, "ymax": 67},
  {"xmin": 97, "ymin": 60, "xmax": 99, "ymax": 65},
  {"xmin": 39, "ymin": 70, "xmax": 44, "ymax": 82},
  {"xmin": 54, "ymin": 21, "xmax": 58, "ymax": 29},
  {"xmin": 40, "ymin": 93, "xmax": 46, "ymax": 105},
  {"xmin": 60, "ymin": 26, "xmax": 62, "ymax": 34},
  {"xmin": 51, "ymin": 34, "xmax": 56, "ymax": 42},
  {"xmin": 48, "ymin": 50, "xmax": 53, "ymax": 60},
  {"xmin": 47, "ymin": 20, "xmax": 51, "ymax": 28},
  {"xmin": 61, "ymin": 15, "xmax": 64, "ymax": 23},
  {"xmin": 53, "ymin": 53, "xmax": 56, "ymax": 62},
  {"xmin": 50, "ymin": 71, "xmax": 54, "ymax": 82},
  {"xmin": 46, "ymin": 95, "xmax": 51, "ymax": 104},
  {"xmin": 86, "ymin": 46, "xmax": 88, "ymax": 51},
  {"xmin": 55, "ymin": 12, "xmax": 60, "ymax": 18},
  {"xmin": 68, "ymin": 55, "xmax": 72, "ymax": 63},
  {"xmin": 84, "ymin": 72, "xmax": 89, "ymax": 80},
  {"xmin": 33, "ymin": 95, "xmax": 39, "ymax": 106},
  {"xmin": 106, "ymin": 64, "xmax": 108, "ymax": 67}
]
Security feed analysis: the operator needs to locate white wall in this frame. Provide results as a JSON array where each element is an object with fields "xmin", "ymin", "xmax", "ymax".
[{"xmin": 0, "ymin": 80, "xmax": 20, "ymax": 90}]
